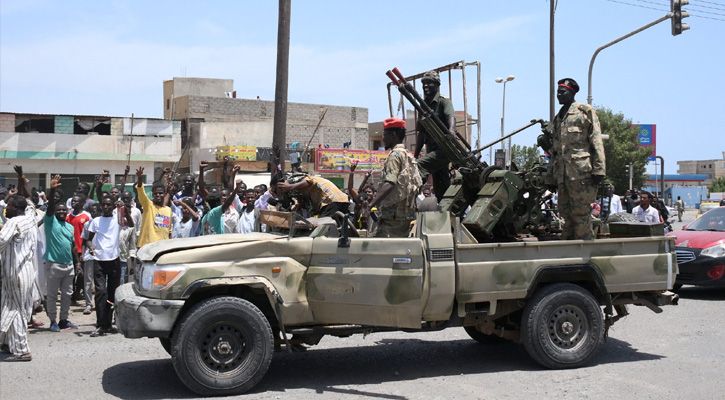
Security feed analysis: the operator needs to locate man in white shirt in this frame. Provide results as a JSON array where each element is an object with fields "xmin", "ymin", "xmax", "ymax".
[
  {"xmin": 236, "ymin": 189, "xmax": 260, "ymax": 234},
  {"xmin": 632, "ymin": 191, "xmax": 660, "ymax": 223},
  {"xmin": 86, "ymin": 197, "xmax": 134, "ymax": 336}
]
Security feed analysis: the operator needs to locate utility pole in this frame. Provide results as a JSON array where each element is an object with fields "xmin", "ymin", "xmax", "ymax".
[
  {"xmin": 272, "ymin": 0, "xmax": 291, "ymax": 172},
  {"xmin": 549, "ymin": 0, "xmax": 556, "ymax": 121}
]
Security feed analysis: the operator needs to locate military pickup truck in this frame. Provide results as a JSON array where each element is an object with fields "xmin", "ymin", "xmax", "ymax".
[{"xmin": 115, "ymin": 212, "xmax": 678, "ymax": 396}]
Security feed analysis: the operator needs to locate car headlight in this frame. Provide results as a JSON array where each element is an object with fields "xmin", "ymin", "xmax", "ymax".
[
  {"xmin": 139, "ymin": 263, "xmax": 188, "ymax": 291},
  {"xmin": 701, "ymin": 243, "xmax": 725, "ymax": 258}
]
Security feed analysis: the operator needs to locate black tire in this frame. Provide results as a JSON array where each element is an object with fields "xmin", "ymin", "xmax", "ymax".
[
  {"xmin": 521, "ymin": 283, "xmax": 603, "ymax": 369},
  {"xmin": 159, "ymin": 337, "xmax": 172, "ymax": 356},
  {"xmin": 171, "ymin": 296, "xmax": 274, "ymax": 396},
  {"xmin": 463, "ymin": 326, "xmax": 509, "ymax": 344}
]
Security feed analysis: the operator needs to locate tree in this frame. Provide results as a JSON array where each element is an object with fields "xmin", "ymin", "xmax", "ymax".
[
  {"xmin": 510, "ymin": 143, "xmax": 542, "ymax": 171},
  {"xmin": 596, "ymin": 107, "xmax": 652, "ymax": 195},
  {"xmin": 710, "ymin": 177, "xmax": 725, "ymax": 193}
]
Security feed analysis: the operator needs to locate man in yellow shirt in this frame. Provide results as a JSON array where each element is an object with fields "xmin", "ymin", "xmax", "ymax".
[{"xmin": 135, "ymin": 166, "xmax": 172, "ymax": 248}]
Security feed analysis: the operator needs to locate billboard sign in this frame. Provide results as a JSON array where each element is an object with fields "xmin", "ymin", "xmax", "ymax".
[
  {"xmin": 315, "ymin": 148, "xmax": 390, "ymax": 173},
  {"xmin": 633, "ymin": 124, "xmax": 656, "ymax": 161}
]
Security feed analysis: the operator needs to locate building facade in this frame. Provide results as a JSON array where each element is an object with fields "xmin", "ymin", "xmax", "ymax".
[
  {"xmin": 164, "ymin": 77, "xmax": 369, "ymax": 174},
  {"xmin": 0, "ymin": 112, "xmax": 180, "ymax": 194},
  {"xmin": 677, "ymin": 156, "xmax": 725, "ymax": 185}
]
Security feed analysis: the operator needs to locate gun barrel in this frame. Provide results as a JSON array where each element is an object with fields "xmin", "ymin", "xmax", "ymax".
[
  {"xmin": 386, "ymin": 67, "xmax": 475, "ymax": 169},
  {"xmin": 471, "ymin": 119, "xmax": 545, "ymax": 155}
]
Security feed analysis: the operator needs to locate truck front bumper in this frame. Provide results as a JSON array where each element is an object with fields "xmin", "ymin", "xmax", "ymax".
[{"xmin": 114, "ymin": 283, "xmax": 185, "ymax": 339}]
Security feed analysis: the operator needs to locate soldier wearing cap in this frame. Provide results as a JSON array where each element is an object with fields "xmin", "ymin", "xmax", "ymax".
[
  {"xmin": 414, "ymin": 70, "xmax": 456, "ymax": 202},
  {"xmin": 368, "ymin": 118, "xmax": 422, "ymax": 238},
  {"xmin": 545, "ymin": 78, "xmax": 606, "ymax": 240}
]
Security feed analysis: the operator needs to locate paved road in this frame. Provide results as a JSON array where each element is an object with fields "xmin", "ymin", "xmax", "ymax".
[
  {"xmin": 2, "ymin": 286, "xmax": 723, "ymax": 400},
  {"xmin": 2, "ymin": 209, "xmax": 719, "ymax": 400}
]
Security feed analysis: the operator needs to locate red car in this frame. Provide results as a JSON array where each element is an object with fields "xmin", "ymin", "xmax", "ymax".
[{"xmin": 667, "ymin": 206, "xmax": 725, "ymax": 288}]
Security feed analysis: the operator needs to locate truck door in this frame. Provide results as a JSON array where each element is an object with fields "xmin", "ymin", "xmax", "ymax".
[{"xmin": 306, "ymin": 236, "xmax": 424, "ymax": 329}]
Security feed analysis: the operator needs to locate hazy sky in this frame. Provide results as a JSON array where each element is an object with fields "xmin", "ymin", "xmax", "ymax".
[{"xmin": 1, "ymin": 0, "xmax": 723, "ymax": 173}]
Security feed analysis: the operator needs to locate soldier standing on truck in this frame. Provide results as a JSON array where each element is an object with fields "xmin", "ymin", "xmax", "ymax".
[
  {"xmin": 414, "ymin": 70, "xmax": 456, "ymax": 203},
  {"xmin": 544, "ymin": 78, "xmax": 606, "ymax": 240},
  {"xmin": 367, "ymin": 118, "xmax": 422, "ymax": 238}
]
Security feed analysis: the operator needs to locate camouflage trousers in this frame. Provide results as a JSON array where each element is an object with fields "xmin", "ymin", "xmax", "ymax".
[
  {"xmin": 558, "ymin": 178, "xmax": 598, "ymax": 240},
  {"xmin": 417, "ymin": 149, "xmax": 450, "ymax": 203},
  {"xmin": 374, "ymin": 218, "xmax": 414, "ymax": 238}
]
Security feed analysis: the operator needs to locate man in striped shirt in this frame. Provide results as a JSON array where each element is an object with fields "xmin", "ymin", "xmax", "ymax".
[{"xmin": 0, "ymin": 165, "xmax": 38, "ymax": 361}]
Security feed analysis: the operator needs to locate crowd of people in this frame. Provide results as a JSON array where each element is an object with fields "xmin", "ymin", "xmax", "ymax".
[{"xmin": 0, "ymin": 156, "xmax": 337, "ymax": 361}]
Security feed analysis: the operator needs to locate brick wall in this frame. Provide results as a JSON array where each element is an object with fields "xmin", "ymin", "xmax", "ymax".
[
  {"xmin": 54, "ymin": 115, "xmax": 74, "ymax": 134},
  {"xmin": 187, "ymin": 96, "xmax": 369, "ymax": 150},
  {"xmin": 0, "ymin": 113, "xmax": 15, "ymax": 132}
]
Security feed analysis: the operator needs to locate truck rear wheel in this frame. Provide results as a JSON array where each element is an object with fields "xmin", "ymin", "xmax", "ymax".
[
  {"xmin": 521, "ymin": 283, "xmax": 603, "ymax": 369},
  {"xmin": 171, "ymin": 296, "xmax": 273, "ymax": 396}
]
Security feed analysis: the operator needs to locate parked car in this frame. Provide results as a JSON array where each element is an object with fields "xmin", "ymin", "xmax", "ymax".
[{"xmin": 667, "ymin": 206, "xmax": 725, "ymax": 288}]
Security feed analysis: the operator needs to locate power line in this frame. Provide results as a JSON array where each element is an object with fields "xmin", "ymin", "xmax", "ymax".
[
  {"xmin": 604, "ymin": 0, "xmax": 667, "ymax": 12},
  {"xmin": 604, "ymin": 0, "xmax": 725, "ymax": 21},
  {"xmin": 631, "ymin": 0, "xmax": 725, "ymax": 14},
  {"xmin": 692, "ymin": 0, "xmax": 725, "ymax": 8},
  {"xmin": 691, "ymin": 1, "xmax": 725, "ymax": 12}
]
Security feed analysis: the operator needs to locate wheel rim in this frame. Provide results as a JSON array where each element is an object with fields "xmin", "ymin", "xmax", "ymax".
[
  {"xmin": 547, "ymin": 305, "xmax": 587, "ymax": 350},
  {"xmin": 197, "ymin": 322, "xmax": 252, "ymax": 375}
]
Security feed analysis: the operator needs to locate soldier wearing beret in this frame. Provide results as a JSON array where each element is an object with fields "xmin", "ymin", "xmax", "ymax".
[
  {"xmin": 546, "ymin": 78, "xmax": 606, "ymax": 240},
  {"xmin": 368, "ymin": 118, "xmax": 422, "ymax": 238},
  {"xmin": 414, "ymin": 70, "xmax": 456, "ymax": 203}
]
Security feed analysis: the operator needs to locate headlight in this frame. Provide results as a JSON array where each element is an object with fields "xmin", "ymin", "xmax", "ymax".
[
  {"xmin": 701, "ymin": 243, "xmax": 725, "ymax": 258},
  {"xmin": 139, "ymin": 263, "xmax": 188, "ymax": 291}
]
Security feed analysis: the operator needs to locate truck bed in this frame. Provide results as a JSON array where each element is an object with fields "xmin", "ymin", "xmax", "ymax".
[{"xmin": 455, "ymin": 236, "xmax": 676, "ymax": 304}]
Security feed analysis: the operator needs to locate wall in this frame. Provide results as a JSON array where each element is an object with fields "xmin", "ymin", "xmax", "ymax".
[
  {"xmin": 185, "ymin": 96, "xmax": 369, "ymax": 150},
  {"xmin": 164, "ymin": 78, "xmax": 233, "ymax": 119},
  {"xmin": 54, "ymin": 115, "xmax": 74, "ymax": 134},
  {"xmin": 0, "ymin": 113, "xmax": 16, "ymax": 132},
  {"xmin": 189, "ymin": 120, "xmax": 274, "ymax": 168}
]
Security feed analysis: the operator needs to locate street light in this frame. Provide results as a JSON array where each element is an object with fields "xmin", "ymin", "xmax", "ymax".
[{"xmin": 495, "ymin": 75, "xmax": 515, "ymax": 168}]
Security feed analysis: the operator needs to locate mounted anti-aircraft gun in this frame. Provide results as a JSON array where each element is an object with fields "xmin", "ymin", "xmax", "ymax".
[{"xmin": 386, "ymin": 67, "xmax": 552, "ymax": 241}]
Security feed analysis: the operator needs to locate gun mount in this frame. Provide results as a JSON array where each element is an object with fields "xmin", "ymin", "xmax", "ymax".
[{"xmin": 387, "ymin": 67, "xmax": 554, "ymax": 242}]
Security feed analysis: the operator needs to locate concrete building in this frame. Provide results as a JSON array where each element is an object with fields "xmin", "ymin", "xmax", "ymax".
[
  {"xmin": 0, "ymin": 112, "xmax": 180, "ymax": 194},
  {"xmin": 164, "ymin": 77, "xmax": 369, "ymax": 174},
  {"xmin": 677, "ymin": 155, "xmax": 725, "ymax": 185}
]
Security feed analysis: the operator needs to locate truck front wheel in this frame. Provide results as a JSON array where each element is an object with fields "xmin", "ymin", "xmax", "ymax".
[
  {"xmin": 171, "ymin": 296, "xmax": 274, "ymax": 396},
  {"xmin": 521, "ymin": 283, "xmax": 603, "ymax": 369}
]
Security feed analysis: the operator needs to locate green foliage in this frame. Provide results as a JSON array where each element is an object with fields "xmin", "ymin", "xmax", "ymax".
[
  {"xmin": 710, "ymin": 177, "xmax": 725, "ymax": 193},
  {"xmin": 596, "ymin": 107, "xmax": 652, "ymax": 195},
  {"xmin": 510, "ymin": 143, "xmax": 542, "ymax": 171}
]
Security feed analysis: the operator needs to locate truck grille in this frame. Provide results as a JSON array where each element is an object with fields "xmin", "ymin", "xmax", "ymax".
[
  {"xmin": 429, "ymin": 248, "xmax": 454, "ymax": 261},
  {"xmin": 675, "ymin": 250, "xmax": 696, "ymax": 264}
]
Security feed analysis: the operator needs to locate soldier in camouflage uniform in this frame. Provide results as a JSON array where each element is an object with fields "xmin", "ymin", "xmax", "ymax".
[
  {"xmin": 415, "ymin": 70, "xmax": 456, "ymax": 203},
  {"xmin": 545, "ymin": 78, "xmax": 606, "ymax": 240},
  {"xmin": 368, "ymin": 118, "xmax": 422, "ymax": 238}
]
